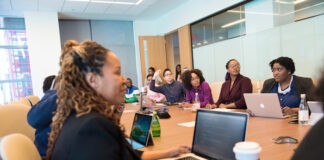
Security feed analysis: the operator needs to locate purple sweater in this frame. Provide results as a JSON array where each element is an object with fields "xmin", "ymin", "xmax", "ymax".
[
  {"xmin": 216, "ymin": 74, "xmax": 252, "ymax": 109},
  {"xmin": 185, "ymin": 81, "xmax": 214, "ymax": 108}
]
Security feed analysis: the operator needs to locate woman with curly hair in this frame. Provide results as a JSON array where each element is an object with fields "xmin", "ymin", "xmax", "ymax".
[
  {"xmin": 46, "ymin": 40, "xmax": 190, "ymax": 160},
  {"xmin": 181, "ymin": 69, "xmax": 214, "ymax": 108}
]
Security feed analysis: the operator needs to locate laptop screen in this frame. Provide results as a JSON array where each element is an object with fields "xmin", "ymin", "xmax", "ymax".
[
  {"xmin": 192, "ymin": 110, "xmax": 248, "ymax": 160},
  {"xmin": 130, "ymin": 113, "xmax": 152, "ymax": 146}
]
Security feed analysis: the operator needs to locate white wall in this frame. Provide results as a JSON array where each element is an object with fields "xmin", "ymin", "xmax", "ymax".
[
  {"xmin": 133, "ymin": 0, "xmax": 244, "ymax": 86},
  {"xmin": 24, "ymin": 11, "xmax": 61, "ymax": 98},
  {"xmin": 193, "ymin": 14, "xmax": 324, "ymax": 83}
]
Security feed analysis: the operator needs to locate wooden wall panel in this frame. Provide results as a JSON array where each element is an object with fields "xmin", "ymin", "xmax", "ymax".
[
  {"xmin": 178, "ymin": 25, "xmax": 193, "ymax": 70},
  {"xmin": 165, "ymin": 34, "xmax": 175, "ymax": 74}
]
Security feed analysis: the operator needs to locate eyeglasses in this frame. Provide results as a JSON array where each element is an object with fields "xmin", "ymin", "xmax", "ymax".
[
  {"xmin": 273, "ymin": 136, "xmax": 298, "ymax": 144},
  {"xmin": 164, "ymin": 73, "xmax": 172, "ymax": 77}
]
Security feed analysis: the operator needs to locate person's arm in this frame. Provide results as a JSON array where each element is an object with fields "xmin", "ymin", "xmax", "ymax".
[
  {"xmin": 200, "ymin": 83, "xmax": 213, "ymax": 107},
  {"xmin": 150, "ymin": 79, "xmax": 164, "ymax": 93},
  {"xmin": 155, "ymin": 93, "xmax": 166, "ymax": 103},
  {"xmin": 282, "ymin": 107, "xmax": 299, "ymax": 115},
  {"xmin": 27, "ymin": 90, "xmax": 57, "ymax": 128},
  {"xmin": 141, "ymin": 146, "xmax": 191, "ymax": 160},
  {"xmin": 233, "ymin": 78, "xmax": 253, "ymax": 109}
]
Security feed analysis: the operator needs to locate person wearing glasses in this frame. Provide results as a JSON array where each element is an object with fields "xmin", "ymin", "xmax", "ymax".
[
  {"xmin": 181, "ymin": 69, "xmax": 214, "ymax": 108},
  {"xmin": 261, "ymin": 57, "xmax": 316, "ymax": 115},
  {"xmin": 150, "ymin": 68, "xmax": 186, "ymax": 103},
  {"xmin": 215, "ymin": 59, "xmax": 252, "ymax": 109}
]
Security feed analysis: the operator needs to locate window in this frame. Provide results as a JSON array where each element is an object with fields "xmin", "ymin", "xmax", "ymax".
[{"xmin": 0, "ymin": 17, "xmax": 32, "ymax": 104}]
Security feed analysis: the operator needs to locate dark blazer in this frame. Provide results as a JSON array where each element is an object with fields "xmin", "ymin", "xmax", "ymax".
[
  {"xmin": 291, "ymin": 117, "xmax": 324, "ymax": 160},
  {"xmin": 51, "ymin": 111, "xmax": 141, "ymax": 160},
  {"xmin": 261, "ymin": 75, "xmax": 316, "ymax": 101}
]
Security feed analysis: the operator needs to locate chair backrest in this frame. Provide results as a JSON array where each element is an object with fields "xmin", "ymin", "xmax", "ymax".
[
  {"xmin": 25, "ymin": 96, "xmax": 40, "ymax": 106},
  {"xmin": 8, "ymin": 98, "xmax": 31, "ymax": 107},
  {"xmin": 251, "ymin": 80, "xmax": 263, "ymax": 93},
  {"xmin": 0, "ymin": 133, "xmax": 41, "ymax": 160},
  {"xmin": 0, "ymin": 104, "xmax": 35, "ymax": 141},
  {"xmin": 209, "ymin": 81, "xmax": 224, "ymax": 102}
]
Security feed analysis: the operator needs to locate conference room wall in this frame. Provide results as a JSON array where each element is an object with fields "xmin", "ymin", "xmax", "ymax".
[{"xmin": 193, "ymin": 14, "xmax": 324, "ymax": 83}]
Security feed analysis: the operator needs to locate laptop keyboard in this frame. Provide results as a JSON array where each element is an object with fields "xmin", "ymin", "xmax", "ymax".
[{"xmin": 176, "ymin": 156, "xmax": 200, "ymax": 160}]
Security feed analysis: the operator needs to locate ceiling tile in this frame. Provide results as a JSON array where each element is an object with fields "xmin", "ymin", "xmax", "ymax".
[
  {"xmin": 39, "ymin": 0, "xmax": 65, "ymax": 12},
  {"xmin": 84, "ymin": 2, "xmax": 111, "ymax": 14},
  {"xmin": 105, "ymin": 4, "xmax": 132, "ymax": 14},
  {"xmin": 11, "ymin": 0, "xmax": 38, "ymax": 10},
  {"xmin": 0, "ymin": 0, "xmax": 12, "ymax": 11},
  {"xmin": 62, "ymin": 1, "xmax": 89, "ymax": 12}
]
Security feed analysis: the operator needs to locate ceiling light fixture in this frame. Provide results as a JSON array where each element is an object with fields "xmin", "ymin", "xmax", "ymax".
[
  {"xmin": 221, "ymin": 19, "xmax": 245, "ymax": 28},
  {"xmin": 228, "ymin": 10, "xmax": 280, "ymax": 16},
  {"xmin": 67, "ymin": 0, "xmax": 144, "ymax": 5},
  {"xmin": 276, "ymin": 0, "xmax": 307, "ymax": 4}
]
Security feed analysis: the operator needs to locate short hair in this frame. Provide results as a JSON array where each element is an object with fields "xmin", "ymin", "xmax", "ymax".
[
  {"xmin": 163, "ymin": 68, "xmax": 172, "ymax": 77},
  {"xmin": 225, "ymin": 59, "xmax": 237, "ymax": 69},
  {"xmin": 126, "ymin": 77, "xmax": 132, "ymax": 84},
  {"xmin": 315, "ymin": 71, "xmax": 324, "ymax": 110},
  {"xmin": 181, "ymin": 69, "xmax": 205, "ymax": 90},
  {"xmin": 148, "ymin": 67, "xmax": 155, "ymax": 73},
  {"xmin": 269, "ymin": 57, "xmax": 295, "ymax": 74},
  {"xmin": 43, "ymin": 75, "xmax": 56, "ymax": 93},
  {"xmin": 146, "ymin": 74, "xmax": 153, "ymax": 79}
]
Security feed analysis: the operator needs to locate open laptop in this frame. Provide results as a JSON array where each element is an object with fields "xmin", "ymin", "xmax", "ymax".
[
  {"xmin": 308, "ymin": 101, "xmax": 323, "ymax": 125},
  {"xmin": 244, "ymin": 93, "xmax": 288, "ymax": 119},
  {"xmin": 128, "ymin": 113, "xmax": 154, "ymax": 149},
  {"xmin": 171, "ymin": 110, "xmax": 248, "ymax": 160}
]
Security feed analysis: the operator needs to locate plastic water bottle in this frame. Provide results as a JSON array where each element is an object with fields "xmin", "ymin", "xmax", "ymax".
[
  {"xmin": 152, "ymin": 111, "xmax": 161, "ymax": 137},
  {"xmin": 298, "ymin": 94, "xmax": 309, "ymax": 125},
  {"xmin": 192, "ymin": 92, "xmax": 200, "ymax": 111}
]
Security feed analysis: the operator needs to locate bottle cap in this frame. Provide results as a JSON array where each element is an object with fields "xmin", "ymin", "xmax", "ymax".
[{"xmin": 300, "ymin": 94, "xmax": 306, "ymax": 98}]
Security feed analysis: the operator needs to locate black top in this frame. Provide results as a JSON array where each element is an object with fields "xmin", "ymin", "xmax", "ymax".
[
  {"xmin": 261, "ymin": 75, "xmax": 316, "ymax": 101},
  {"xmin": 51, "ymin": 111, "xmax": 142, "ymax": 160},
  {"xmin": 291, "ymin": 117, "xmax": 324, "ymax": 160}
]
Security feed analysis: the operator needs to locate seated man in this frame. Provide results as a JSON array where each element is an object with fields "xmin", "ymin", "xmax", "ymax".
[
  {"xmin": 261, "ymin": 57, "xmax": 316, "ymax": 115},
  {"xmin": 124, "ymin": 77, "xmax": 139, "ymax": 103},
  {"xmin": 27, "ymin": 75, "xmax": 57, "ymax": 157},
  {"xmin": 150, "ymin": 69, "xmax": 186, "ymax": 103}
]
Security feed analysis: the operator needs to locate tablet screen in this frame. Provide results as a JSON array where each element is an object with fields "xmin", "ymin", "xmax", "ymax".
[{"xmin": 130, "ymin": 113, "xmax": 152, "ymax": 146}]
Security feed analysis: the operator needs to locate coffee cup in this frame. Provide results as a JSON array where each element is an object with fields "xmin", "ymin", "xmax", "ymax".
[{"xmin": 233, "ymin": 141, "xmax": 261, "ymax": 160}]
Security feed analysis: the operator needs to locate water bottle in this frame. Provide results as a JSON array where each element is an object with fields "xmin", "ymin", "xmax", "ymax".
[
  {"xmin": 152, "ymin": 111, "xmax": 161, "ymax": 137},
  {"xmin": 192, "ymin": 92, "xmax": 200, "ymax": 111},
  {"xmin": 298, "ymin": 94, "xmax": 309, "ymax": 125},
  {"xmin": 139, "ymin": 87, "xmax": 147, "ymax": 111}
]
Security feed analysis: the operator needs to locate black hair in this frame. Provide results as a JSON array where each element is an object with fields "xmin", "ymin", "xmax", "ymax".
[
  {"xmin": 175, "ymin": 64, "xmax": 181, "ymax": 80},
  {"xmin": 163, "ymin": 68, "xmax": 172, "ymax": 77},
  {"xmin": 181, "ymin": 69, "xmax": 205, "ymax": 90},
  {"xmin": 315, "ymin": 71, "xmax": 324, "ymax": 110},
  {"xmin": 269, "ymin": 57, "xmax": 295, "ymax": 74},
  {"xmin": 225, "ymin": 59, "xmax": 237, "ymax": 69},
  {"xmin": 126, "ymin": 78, "xmax": 132, "ymax": 85},
  {"xmin": 43, "ymin": 75, "xmax": 56, "ymax": 93},
  {"xmin": 146, "ymin": 74, "xmax": 153, "ymax": 79},
  {"xmin": 148, "ymin": 67, "xmax": 155, "ymax": 73}
]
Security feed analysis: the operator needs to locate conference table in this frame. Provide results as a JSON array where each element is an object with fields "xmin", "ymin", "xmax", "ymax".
[{"xmin": 120, "ymin": 104, "xmax": 311, "ymax": 160}]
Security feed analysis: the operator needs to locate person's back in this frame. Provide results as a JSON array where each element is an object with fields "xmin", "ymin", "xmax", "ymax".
[{"xmin": 52, "ymin": 111, "xmax": 140, "ymax": 160}]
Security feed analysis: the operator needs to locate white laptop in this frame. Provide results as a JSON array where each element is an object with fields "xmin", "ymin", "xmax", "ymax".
[
  {"xmin": 164, "ymin": 109, "xmax": 248, "ymax": 160},
  {"xmin": 244, "ymin": 93, "xmax": 288, "ymax": 119},
  {"xmin": 308, "ymin": 101, "xmax": 323, "ymax": 125}
]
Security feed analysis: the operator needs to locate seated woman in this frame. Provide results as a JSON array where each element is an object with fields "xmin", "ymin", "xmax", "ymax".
[
  {"xmin": 261, "ymin": 57, "xmax": 315, "ymax": 115},
  {"xmin": 150, "ymin": 69, "xmax": 186, "ymax": 103},
  {"xmin": 124, "ymin": 77, "xmax": 139, "ymax": 103},
  {"xmin": 181, "ymin": 69, "xmax": 214, "ymax": 108},
  {"xmin": 175, "ymin": 64, "xmax": 182, "ymax": 82},
  {"xmin": 146, "ymin": 74, "xmax": 165, "ymax": 103},
  {"xmin": 47, "ymin": 40, "xmax": 190, "ymax": 160},
  {"xmin": 216, "ymin": 59, "xmax": 252, "ymax": 109},
  {"xmin": 291, "ymin": 71, "xmax": 324, "ymax": 160},
  {"xmin": 148, "ymin": 66, "xmax": 162, "ymax": 85}
]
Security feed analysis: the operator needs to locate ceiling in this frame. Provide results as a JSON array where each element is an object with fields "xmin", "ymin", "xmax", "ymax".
[{"xmin": 0, "ymin": 0, "xmax": 189, "ymax": 20}]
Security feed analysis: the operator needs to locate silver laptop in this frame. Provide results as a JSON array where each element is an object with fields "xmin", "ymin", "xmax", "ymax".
[
  {"xmin": 167, "ymin": 109, "xmax": 248, "ymax": 160},
  {"xmin": 308, "ymin": 101, "xmax": 323, "ymax": 113},
  {"xmin": 244, "ymin": 93, "xmax": 287, "ymax": 119}
]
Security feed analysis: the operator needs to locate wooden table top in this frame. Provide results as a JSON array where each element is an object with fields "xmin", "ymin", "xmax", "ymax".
[{"xmin": 120, "ymin": 104, "xmax": 311, "ymax": 160}]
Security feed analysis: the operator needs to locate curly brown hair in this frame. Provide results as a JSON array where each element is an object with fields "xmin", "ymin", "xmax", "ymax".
[
  {"xmin": 181, "ymin": 69, "xmax": 205, "ymax": 90},
  {"xmin": 46, "ymin": 40, "xmax": 124, "ymax": 159}
]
